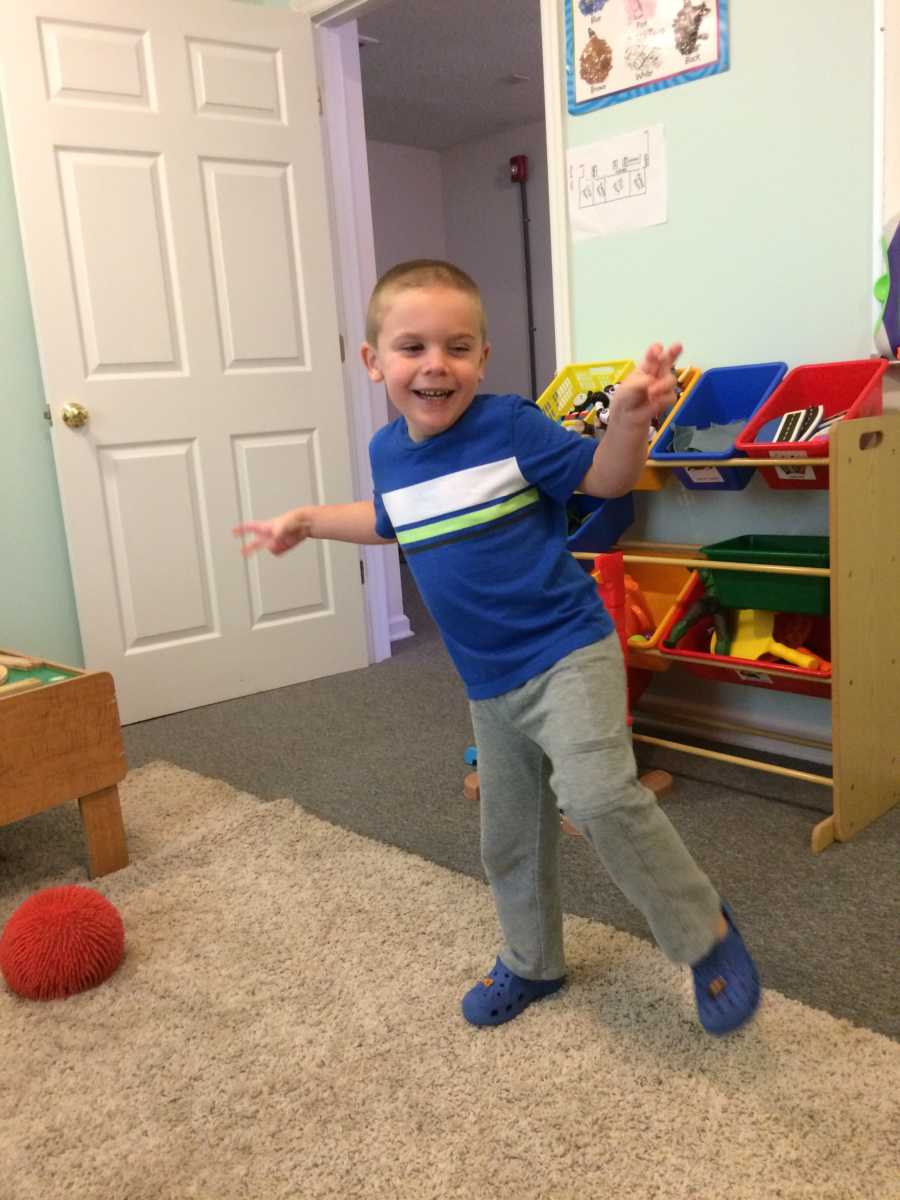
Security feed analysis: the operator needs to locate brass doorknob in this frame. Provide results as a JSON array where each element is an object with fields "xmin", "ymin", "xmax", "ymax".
[{"xmin": 61, "ymin": 402, "xmax": 89, "ymax": 429}]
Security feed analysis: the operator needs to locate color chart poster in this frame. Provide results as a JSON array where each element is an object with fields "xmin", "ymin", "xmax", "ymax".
[{"xmin": 565, "ymin": 0, "xmax": 729, "ymax": 114}]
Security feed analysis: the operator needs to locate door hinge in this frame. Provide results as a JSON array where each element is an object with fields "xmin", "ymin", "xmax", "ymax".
[
  {"xmin": 359, "ymin": 559, "xmax": 366, "ymax": 585},
  {"xmin": 339, "ymin": 334, "xmax": 345, "ymax": 362},
  {"xmin": 317, "ymin": 85, "xmax": 323, "ymax": 115}
]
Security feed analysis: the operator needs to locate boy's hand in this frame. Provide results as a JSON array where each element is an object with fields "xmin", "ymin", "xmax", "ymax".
[
  {"xmin": 233, "ymin": 510, "xmax": 310, "ymax": 557},
  {"xmin": 610, "ymin": 342, "xmax": 683, "ymax": 432}
]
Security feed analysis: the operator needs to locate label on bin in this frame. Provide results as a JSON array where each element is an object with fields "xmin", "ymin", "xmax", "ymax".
[
  {"xmin": 685, "ymin": 466, "xmax": 724, "ymax": 484},
  {"xmin": 771, "ymin": 450, "xmax": 815, "ymax": 481},
  {"xmin": 735, "ymin": 669, "xmax": 773, "ymax": 685}
]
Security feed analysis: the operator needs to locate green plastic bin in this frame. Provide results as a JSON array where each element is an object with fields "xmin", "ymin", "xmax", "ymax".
[{"xmin": 699, "ymin": 535, "xmax": 830, "ymax": 615}]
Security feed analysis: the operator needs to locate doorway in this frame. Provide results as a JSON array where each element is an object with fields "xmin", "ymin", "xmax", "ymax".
[
  {"xmin": 306, "ymin": 0, "xmax": 571, "ymax": 648},
  {"xmin": 358, "ymin": 0, "xmax": 554, "ymax": 411}
]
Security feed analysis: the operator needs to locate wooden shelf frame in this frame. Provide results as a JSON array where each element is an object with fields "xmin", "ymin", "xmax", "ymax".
[
  {"xmin": 643, "ymin": 457, "xmax": 830, "ymax": 468},
  {"xmin": 574, "ymin": 550, "xmax": 831, "ymax": 578}
]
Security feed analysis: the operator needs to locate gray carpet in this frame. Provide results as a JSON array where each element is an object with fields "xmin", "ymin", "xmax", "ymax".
[{"xmin": 124, "ymin": 569, "xmax": 900, "ymax": 1041}]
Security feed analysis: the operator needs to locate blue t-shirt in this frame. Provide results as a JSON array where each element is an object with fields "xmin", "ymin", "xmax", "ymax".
[{"xmin": 370, "ymin": 394, "xmax": 614, "ymax": 699}]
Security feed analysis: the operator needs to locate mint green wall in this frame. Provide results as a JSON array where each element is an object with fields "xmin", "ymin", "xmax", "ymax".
[
  {"xmin": 567, "ymin": 1, "xmax": 874, "ymax": 369},
  {"xmin": 565, "ymin": 1, "xmax": 875, "ymax": 746},
  {"xmin": 0, "ymin": 103, "xmax": 82, "ymax": 665}
]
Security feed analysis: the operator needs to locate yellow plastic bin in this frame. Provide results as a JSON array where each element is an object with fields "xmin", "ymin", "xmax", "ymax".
[
  {"xmin": 537, "ymin": 360, "xmax": 634, "ymax": 423},
  {"xmin": 635, "ymin": 365, "xmax": 703, "ymax": 491}
]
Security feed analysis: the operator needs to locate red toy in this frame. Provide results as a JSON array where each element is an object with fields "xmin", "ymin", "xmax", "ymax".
[
  {"xmin": 592, "ymin": 552, "xmax": 653, "ymax": 721},
  {"xmin": 0, "ymin": 884, "xmax": 124, "ymax": 1000}
]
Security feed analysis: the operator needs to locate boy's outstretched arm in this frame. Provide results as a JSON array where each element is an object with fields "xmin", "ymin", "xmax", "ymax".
[
  {"xmin": 579, "ymin": 342, "xmax": 683, "ymax": 498},
  {"xmin": 234, "ymin": 500, "xmax": 393, "ymax": 557}
]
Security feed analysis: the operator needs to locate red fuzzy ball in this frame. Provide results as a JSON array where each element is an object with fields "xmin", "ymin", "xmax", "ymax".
[{"xmin": 0, "ymin": 885, "xmax": 124, "ymax": 1001}]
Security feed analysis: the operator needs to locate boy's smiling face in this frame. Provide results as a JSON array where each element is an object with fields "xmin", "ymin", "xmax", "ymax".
[{"xmin": 362, "ymin": 285, "xmax": 490, "ymax": 442}]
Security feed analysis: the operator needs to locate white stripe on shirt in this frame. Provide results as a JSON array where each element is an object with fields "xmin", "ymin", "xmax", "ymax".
[{"xmin": 381, "ymin": 457, "xmax": 529, "ymax": 528}]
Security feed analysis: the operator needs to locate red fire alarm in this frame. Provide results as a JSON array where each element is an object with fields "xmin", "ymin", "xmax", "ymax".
[{"xmin": 509, "ymin": 154, "xmax": 529, "ymax": 182}]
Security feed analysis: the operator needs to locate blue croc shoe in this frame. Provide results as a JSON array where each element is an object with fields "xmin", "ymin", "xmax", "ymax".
[
  {"xmin": 692, "ymin": 904, "xmax": 761, "ymax": 1037},
  {"xmin": 462, "ymin": 957, "xmax": 565, "ymax": 1027}
]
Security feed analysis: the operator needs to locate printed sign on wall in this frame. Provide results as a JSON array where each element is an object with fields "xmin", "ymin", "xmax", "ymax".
[
  {"xmin": 566, "ymin": 0, "xmax": 729, "ymax": 114},
  {"xmin": 567, "ymin": 125, "xmax": 667, "ymax": 240}
]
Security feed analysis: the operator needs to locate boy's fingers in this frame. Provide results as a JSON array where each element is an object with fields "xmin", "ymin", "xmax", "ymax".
[
  {"xmin": 662, "ymin": 342, "xmax": 683, "ymax": 372},
  {"xmin": 638, "ymin": 341, "xmax": 682, "ymax": 379},
  {"xmin": 637, "ymin": 342, "xmax": 664, "ymax": 374}
]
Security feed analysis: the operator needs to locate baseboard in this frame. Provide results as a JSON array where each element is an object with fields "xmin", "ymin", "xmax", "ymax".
[
  {"xmin": 389, "ymin": 614, "xmax": 413, "ymax": 642},
  {"xmin": 633, "ymin": 698, "xmax": 833, "ymax": 768}
]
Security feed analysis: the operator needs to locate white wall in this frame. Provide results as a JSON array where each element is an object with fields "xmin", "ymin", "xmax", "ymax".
[
  {"xmin": 886, "ymin": 0, "xmax": 900, "ymax": 218},
  {"xmin": 442, "ymin": 121, "xmax": 555, "ymax": 403},
  {"xmin": 365, "ymin": 123, "xmax": 556, "ymax": 407},
  {"xmin": 366, "ymin": 140, "xmax": 447, "ymax": 423},
  {"xmin": 366, "ymin": 140, "xmax": 447, "ymax": 277}
]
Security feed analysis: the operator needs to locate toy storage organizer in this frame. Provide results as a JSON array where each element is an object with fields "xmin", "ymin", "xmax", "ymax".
[{"xmin": 571, "ymin": 410, "xmax": 900, "ymax": 854}]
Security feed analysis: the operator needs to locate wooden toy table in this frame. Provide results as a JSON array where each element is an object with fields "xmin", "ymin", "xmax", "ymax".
[{"xmin": 0, "ymin": 650, "xmax": 128, "ymax": 878}]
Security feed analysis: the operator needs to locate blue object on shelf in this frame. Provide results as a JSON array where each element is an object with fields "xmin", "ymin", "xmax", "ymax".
[
  {"xmin": 566, "ymin": 491, "xmax": 635, "ymax": 553},
  {"xmin": 464, "ymin": 745, "xmax": 478, "ymax": 767},
  {"xmin": 649, "ymin": 362, "xmax": 788, "ymax": 491}
]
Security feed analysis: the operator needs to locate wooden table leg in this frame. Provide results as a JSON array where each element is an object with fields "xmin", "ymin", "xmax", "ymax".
[{"xmin": 78, "ymin": 785, "xmax": 129, "ymax": 878}]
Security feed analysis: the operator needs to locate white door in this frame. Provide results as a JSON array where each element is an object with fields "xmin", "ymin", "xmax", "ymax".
[{"xmin": 0, "ymin": 0, "xmax": 369, "ymax": 723}]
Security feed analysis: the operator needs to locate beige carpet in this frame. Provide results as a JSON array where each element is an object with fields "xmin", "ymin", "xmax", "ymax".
[{"xmin": 1, "ymin": 763, "xmax": 898, "ymax": 1200}]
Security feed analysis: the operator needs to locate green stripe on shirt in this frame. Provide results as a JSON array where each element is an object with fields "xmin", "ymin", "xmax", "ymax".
[{"xmin": 395, "ymin": 487, "xmax": 540, "ymax": 546}]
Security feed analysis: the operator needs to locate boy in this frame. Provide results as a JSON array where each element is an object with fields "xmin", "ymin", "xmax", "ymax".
[{"xmin": 235, "ymin": 260, "xmax": 761, "ymax": 1036}]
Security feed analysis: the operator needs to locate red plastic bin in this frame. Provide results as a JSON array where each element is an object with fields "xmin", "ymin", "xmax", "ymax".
[
  {"xmin": 656, "ymin": 573, "xmax": 832, "ymax": 698},
  {"xmin": 592, "ymin": 552, "xmax": 654, "ymax": 716},
  {"xmin": 735, "ymin": 359, "xmax": 887, "ymax": 490}
]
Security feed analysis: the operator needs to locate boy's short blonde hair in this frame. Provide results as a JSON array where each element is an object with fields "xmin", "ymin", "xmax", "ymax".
[{"xmin": 365, "ymin": 259, "xmax": 487, "ymax": 346}]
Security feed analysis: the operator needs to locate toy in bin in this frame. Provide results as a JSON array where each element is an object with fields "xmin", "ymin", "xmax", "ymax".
[
  {"xmin": 562, "ymin": 366, "xmax": 693, "ymax": 445},
  {"xmin": 561, "ymin": 385, "xmax": 615, "ymax": 434},
  {"xmin": 663, "ymin": 572, "xmax": 731, "ymax": 653},
  {"xmin": 752, "ymin": 405, "xmax": 848, "ymax": 445},
  {"xmin": 623, "ymin": 575, "xmax": 654, "ymax": 641},
  {"xmin": 664, "ymin": 581, "xmax": 830, "ymax": 672},
  {"xmin": 659, "ymin": 572, "xmax": 832, "ymax": 696},
  {"xmin": 623, "ymin": 560, "xmax": 695, "ymax": 661},
  {"xmin": 722, "ymin": 610, "xmax": 827, "ymax": 673},
  {"xmin": 592, "ymin": 553, "xmax": 653, "ymax": 718}
]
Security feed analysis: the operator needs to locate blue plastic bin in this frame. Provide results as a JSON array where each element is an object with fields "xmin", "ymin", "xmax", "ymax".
[
  {"xmin": 649, "ymin": 362, "xmax": 788, "ymax": 490},
  {"xmin": 566, "ymin": 492, "xmax": 634, "ymax": 554}
]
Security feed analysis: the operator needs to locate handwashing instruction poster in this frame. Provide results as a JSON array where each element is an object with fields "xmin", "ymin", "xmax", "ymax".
[{"xmin": 565, "ymin": 0, "xmax": 729, "ymax": 114}]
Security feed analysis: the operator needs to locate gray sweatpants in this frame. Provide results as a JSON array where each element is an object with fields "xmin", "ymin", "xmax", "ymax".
[{"xmin": 469, "ymin": 636, "xmax": 721, "ymax": 980}]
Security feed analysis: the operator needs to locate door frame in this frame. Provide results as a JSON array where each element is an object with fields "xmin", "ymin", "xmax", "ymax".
[
  {"xmin": 294, "ymin": 0, "xmax": 573, "ymax": 659},
  {"xmin": 314, "ymin": 16, "xmax": 409, "ymax": 660}
]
